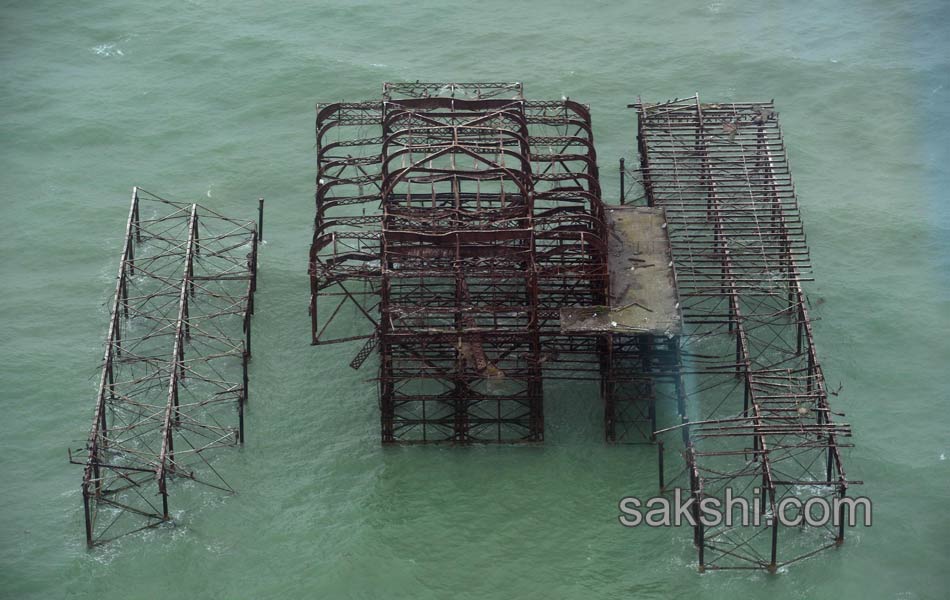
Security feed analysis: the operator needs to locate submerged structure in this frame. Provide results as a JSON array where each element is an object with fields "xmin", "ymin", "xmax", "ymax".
[
  {"xmin": 311, "ymin": 82, "xmax": 565, "ymax": 440},
  {"xmin": 69, "ymin": 83, "xmax": 857, "ymax": 571},
  {"xmin": 310, "ymin": 81, "xmax": 678, "ymax": 443},
  {"xmin": 310, "ymin": 83, "xmax": 859, "ymax": 571},
  {"xmin": 73, "ymin": 188, "xmax": 260, "ymax": 546},
  {"xmin": 633, "ymin": 96, "xmax": 857, "ymax": 570}
]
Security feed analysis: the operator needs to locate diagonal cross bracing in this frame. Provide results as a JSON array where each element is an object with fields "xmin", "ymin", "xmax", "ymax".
[{"xmin": 75, "ymin": 187, "xmax": 260, "ymax": 546}]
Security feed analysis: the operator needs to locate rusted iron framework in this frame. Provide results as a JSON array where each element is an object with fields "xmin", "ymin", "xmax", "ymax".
[
  {"xmin": 72, "ymin": 187, "xmax": 260, "ymax": 546},
  {"xmin": 309, "ymin": 83, "xmax": 859, "ymax": 570},
  {"xmin": 632, "ymin": 95, "xmax": 859, "ymax": 571},
  {"xmin": 310, "ymin": 83, "xmax": 619, "ymax": 443},
  {"xmin": 384, "ymin": 81, "xmax": 524, "ymax": 100}
]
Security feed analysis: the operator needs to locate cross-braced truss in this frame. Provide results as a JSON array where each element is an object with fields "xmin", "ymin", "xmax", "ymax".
[
  {"xmin": 72, "ymin": 187, "xmax": 260, "ymax": 546},
  {"xmin": 633, "ymin": 95, "xmax": 859, "ymax": 571}
]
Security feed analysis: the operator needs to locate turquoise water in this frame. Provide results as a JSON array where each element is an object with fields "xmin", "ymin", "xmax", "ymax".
[{"xmin": 2, "ymin": 1, "xmax": 948, "ymax": 597}]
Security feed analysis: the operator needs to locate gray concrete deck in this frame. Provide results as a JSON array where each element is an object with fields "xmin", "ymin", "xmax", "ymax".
[{"xmin": 560, "ymin": 206, "xmax": 682, "ymax": 336}]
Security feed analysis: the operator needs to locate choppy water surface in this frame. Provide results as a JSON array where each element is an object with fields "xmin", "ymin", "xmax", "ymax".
[{"xmin": 1, "ymin": 1, "xmax": 948, "ymax": 598}]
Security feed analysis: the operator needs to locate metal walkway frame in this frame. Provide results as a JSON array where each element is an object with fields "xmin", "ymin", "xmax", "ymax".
[{"xmin": 634, "ymin": 95, "xmax": 858, "ymax": 571}]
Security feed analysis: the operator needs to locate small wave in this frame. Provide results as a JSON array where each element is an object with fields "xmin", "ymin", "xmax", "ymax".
[{"xmin": 91, "ymin": 44, "xmax": 124, "ymax": 57}]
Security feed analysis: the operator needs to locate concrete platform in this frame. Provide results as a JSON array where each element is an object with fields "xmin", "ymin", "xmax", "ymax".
[{"xmin": 560, "ymin": 206, "xmax": 682, "ymax": 336}]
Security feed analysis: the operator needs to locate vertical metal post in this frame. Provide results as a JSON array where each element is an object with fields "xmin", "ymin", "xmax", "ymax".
[
  {"xmin": 769, "ymin": 513, "xmax": 779, "ymax": 573},
  {"xmin": 245, "ymin": 311, "xmax": 252, "ymax": 358},
  {"xmin": 242, "ymin": 349, "xmax": 249, "ymax": 406},
  {"xmin": 100, "ymin": 370, "xmax": 110, "ymax": 448},
  {"xmin": 743, "ymin": 379, "xmax": 750, "ymax": 418},
  {"xmin": 82, "ymin": 485, "xmax": 93, "ymax": 547},
  {"xmin": 183, "ymin": 290, "xmax": 190, "ymax": 341},
  {"xmin": 132, "ymin": 186, "xmax": 141, "ymax": 243},
  {"xmin": 836, "ymin": 485, "xmax": 846, "ymax": 545},
  {"xmin": 239, "ymin": 354, "xmax": 247, "ymax": 444},
  {"xmin": 160, "ymin": 473, "xmax": 169, "ymax": 521},
  {"xmin": 826, "ymin": 444, "xmax": 835, "ymax": 482},
  {"xmin": 127, "ymin": 232, "xmax": 135, "ymax": 276},
  {"xmin": 113, "ymin": 310, "xmax": 122, "ymax": 358},
  {"xmin": 735, "ymin": 326, "xmax": 742, "ymax": 378},
  {"xmin": 250, "ymin": 229, "xmax": 259, "ymax": 297},
  {"xmin": 120, "ymin": 270, "xmax": 129, "ymax": 319},
  {"xmin": 258, "ymin": 198, "xmax": 264, "ymax": 239},
  {"xmin": 797, "ymin": 303, "xmax": 804, "ymax": 354},
  {"xmin": 619, "ymin": 158, "xmax": 626, "ymax": 204},
  {"xmin": 698, "ymin": 516, "xmax": 705, "ymax": 572}
]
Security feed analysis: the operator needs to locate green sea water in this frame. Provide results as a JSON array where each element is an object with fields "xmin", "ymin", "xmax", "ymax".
[{"xmin": 1, "ymin": 1, "xmax": 948, "ymax": 598}]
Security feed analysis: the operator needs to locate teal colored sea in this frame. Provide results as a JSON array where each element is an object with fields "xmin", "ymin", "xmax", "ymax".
[{"xmin": 1, "ymin": 1, "xmax": 948, "ymax": 598}]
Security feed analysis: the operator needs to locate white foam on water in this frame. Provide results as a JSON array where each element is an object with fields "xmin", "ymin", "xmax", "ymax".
[{"xmin": 91, "ymin": 43, "xmax": 124, "ymax": 57}]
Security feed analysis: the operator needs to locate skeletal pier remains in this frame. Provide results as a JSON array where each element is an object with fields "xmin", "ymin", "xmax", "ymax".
[
  {"xmin": 310, "ymin": 81, "xmax": 649, "ymax": 442},
  {"xmin": 73, "ymin": 187, "xmax": 260, "ymax": 546},
  {"xmin": 309, "ymin": 83, "xmax": 859, "ymax": 571},
  {"xmin": 633, "ymin": 95, "xmax": 858, "ymax": 571}
]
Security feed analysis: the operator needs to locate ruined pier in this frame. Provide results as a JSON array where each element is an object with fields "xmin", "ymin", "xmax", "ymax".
[
  {"xmin": 309, "ymin": 83, "xmax": 858, "ymax": 571},
  {"xmin": 73, "ymin": 188, "xmax": 260, "ymax": 546}
]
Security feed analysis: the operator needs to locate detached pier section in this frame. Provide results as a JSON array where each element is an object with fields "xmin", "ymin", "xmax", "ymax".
[
  {"xmin": 75, "ymin": 188, "xmax": 260, "ymax": 546},
  {"xmin": 634, "ymin": 95, "xmax": 858, "ymax": 571}
]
